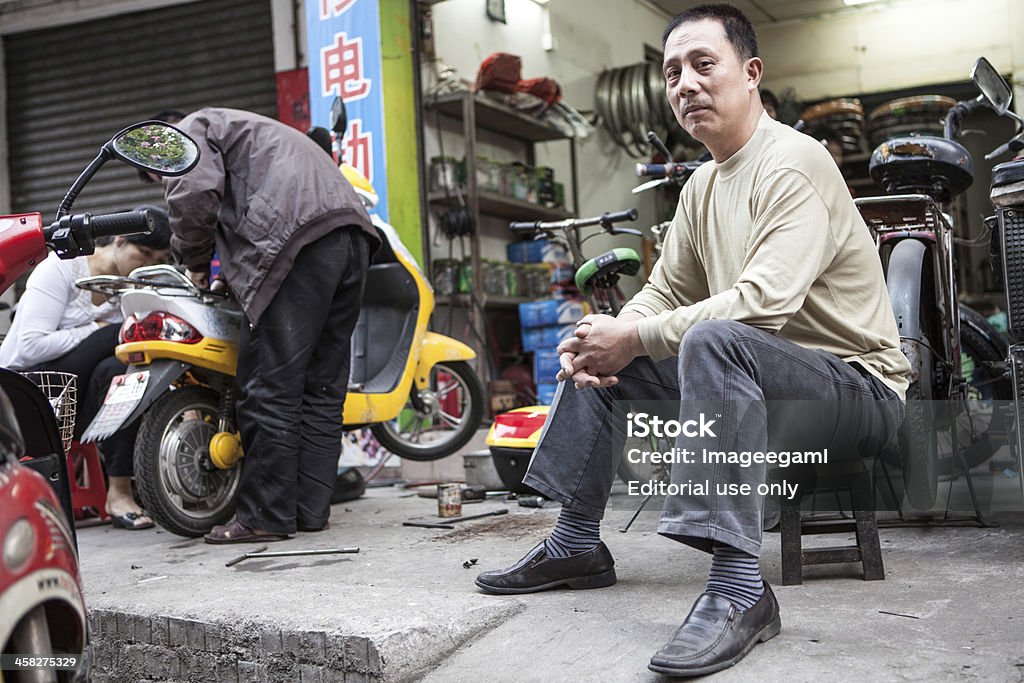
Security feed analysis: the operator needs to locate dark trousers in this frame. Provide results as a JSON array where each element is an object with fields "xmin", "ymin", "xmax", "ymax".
[
  {"xmin": 234, "ymin": 228, "xmax": 369, "ymax": 534},
  {"xmin": 523, "ymin": 320, "xmax": 904, "ymax": 556},
  {"xmin": 30, "ymin": 325, "xmax": 135, "ymax": 476}
]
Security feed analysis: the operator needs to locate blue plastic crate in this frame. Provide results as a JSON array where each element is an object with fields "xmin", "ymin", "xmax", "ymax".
[
  {"xmin": 521, "ymin": 324, "xmax": 576, "ymax": 353},
  {"xmin": 518, "ymin": 298, "xmax": 586, "ymax": 329},
  {"xmin": 533, "ymin": 349, "xmax": 562, "ymax": 383}
]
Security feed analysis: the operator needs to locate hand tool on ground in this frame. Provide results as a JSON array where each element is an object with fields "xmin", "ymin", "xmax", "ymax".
[
  {"xmin": 225, "ymin": 546, "xmax": 360, "ymax": 567},
  {"xmin": 403, "ymin": 508, "xmax": 509, "ymax": 529}
]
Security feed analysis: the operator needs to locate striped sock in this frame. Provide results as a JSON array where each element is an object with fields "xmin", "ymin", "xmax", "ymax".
[
  {"xmin": 544, "ymin": 507, "xmax": 601, "ymax": 558},
  {"xmin": 706, "ymin": 543, "xmax": 765, "ymax": 611}
]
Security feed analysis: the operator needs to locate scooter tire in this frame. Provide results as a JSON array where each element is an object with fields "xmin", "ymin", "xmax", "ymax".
[
  {"xmin": 135, "ymin": 385, "xmax": 240, "ymax": 537},
  {"xmin": 370, "ymin": 360, "xmax": 484, "ymax": 461}
]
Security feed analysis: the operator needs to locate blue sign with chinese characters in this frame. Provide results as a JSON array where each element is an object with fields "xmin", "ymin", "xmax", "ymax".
[{"xmin": 306, "ymin": 0, "xmax": 389, "ymax": 221}]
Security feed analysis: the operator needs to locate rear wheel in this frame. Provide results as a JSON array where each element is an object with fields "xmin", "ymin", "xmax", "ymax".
[
  {"xmin": 371, "ymin": 361, "xmax": 483, "ymax": 461},
  {"xmin": 135, "ymin": 386, "xmax": 240, "ymax": 536},
  {"xmin": 883, "ymin": 238, "xmax": 939, "ymax": 510},
  {"xmin": 897, "ymin": 346, "xmax": 939, "ymax": 511}
]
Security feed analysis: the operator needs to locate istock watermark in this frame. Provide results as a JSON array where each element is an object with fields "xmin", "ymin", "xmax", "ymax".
[{"xmin": 626, "ymin": 411, "xmax": 718, "ymax": 438}]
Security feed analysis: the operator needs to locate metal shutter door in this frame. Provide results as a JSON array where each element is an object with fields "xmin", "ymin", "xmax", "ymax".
[{"xmin": 5, "ymin": 0, "xmax": 277, "ymax": 218}]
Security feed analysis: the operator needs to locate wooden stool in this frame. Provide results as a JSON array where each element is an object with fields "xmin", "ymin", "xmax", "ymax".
[{"xmin": 775, "ymin": 462, "xmax": 884, "ymax": 586}]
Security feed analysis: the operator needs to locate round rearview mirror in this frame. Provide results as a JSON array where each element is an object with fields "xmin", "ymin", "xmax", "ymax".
[
  {"xmin": 109, "ymin": 122, "xmax": 200, "ymax": 176},
  {"xmin": 971, "ymin": 57, "xmax": 1012, "ymax": 115}
]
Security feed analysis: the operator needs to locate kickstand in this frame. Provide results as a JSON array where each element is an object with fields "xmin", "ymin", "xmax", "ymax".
[
  {"xmin": 363, "ymin": 456, "xmax": 392, "ymax": 484},
  {"xmin": 619, "ymin": 493, "xmax": 653, "ymax": 533},
  {"xmin": 945, "ymin": 435, "xmax": 998, "ymax": 528}
]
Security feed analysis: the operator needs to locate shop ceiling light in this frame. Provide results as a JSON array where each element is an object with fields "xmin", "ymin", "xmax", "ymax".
[{"xmin": 843, "ymin": 0, "xmax": 881, "ymax": 5}]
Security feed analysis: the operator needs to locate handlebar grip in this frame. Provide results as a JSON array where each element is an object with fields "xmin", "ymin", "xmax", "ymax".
[
  {"xmin": 90, "ymin": 210, "xmax": 155, "ymax": 238},
  {"xmin": 509, "ymin": 220, "xmax": 542, "ymax": 232},
  {"xmin": 601, "ymin": 208, "xmax": 638, "ymax": 224},
  {"xmin": 636, "ymin": 163, "xmax": 673, "ymax": 177}
]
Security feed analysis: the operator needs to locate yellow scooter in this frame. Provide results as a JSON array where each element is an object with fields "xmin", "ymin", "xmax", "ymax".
[{"xmin": 80, "ymin": 163, "xmax": 483, "ymax": 537}]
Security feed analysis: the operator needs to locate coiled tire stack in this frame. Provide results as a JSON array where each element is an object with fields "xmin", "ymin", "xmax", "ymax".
[
  {"xmin": 867, "ymin": 95, "xmax": 956, "ymax": 149},
  {"xmin": 800, "ymin": 98, "xmax": 865, "ymax": 155},
  {"xmin": 595, "ymin": 62, "xmax": 697, "ymax": 157}
]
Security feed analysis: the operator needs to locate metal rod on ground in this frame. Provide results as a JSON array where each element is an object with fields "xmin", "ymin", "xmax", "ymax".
[
  {"xmin": 225, "ymin": 547, "xmax": 359, "ymax": 567},
  {"xmin": 225, "ymin": 545, "xmax": 269, "ymax": 566},
  {"xmin": 440, "ymin": 509, "xmax": 509, "ymax": 524},
  {"xmin": 403, "ymin": 508, "xmax": 509, "ymax": 530}
]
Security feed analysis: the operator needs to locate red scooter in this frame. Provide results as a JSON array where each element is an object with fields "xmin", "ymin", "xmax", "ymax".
[{"xmin": 0, "ymin": 120, "xmax": 199, "ymax": 681}]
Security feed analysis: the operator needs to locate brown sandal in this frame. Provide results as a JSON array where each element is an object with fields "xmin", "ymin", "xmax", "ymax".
[{"xmin": 204, "ymin": 519, "xmax": 291, "ymax": 544}]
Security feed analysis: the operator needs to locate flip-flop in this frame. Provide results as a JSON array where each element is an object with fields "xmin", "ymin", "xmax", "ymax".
[
  {"xmin": 204, "ymin": 519, "xmax": 291, "ymax": 544},
  {"xmin": 109, "ymin": 511, "xmax": 155, "ymax": 530}
]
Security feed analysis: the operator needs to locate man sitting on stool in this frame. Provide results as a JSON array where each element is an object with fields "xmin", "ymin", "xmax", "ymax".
[{"xmin": 475, "ymin": 3, "xmax": 910, "ymax": 677}]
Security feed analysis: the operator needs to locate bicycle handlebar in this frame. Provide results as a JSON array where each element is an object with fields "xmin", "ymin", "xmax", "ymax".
[
  {"xmin": 509, "ymin": 208, "xmax": 639, "ymax": 233},
  {"xmin": 635, "ymin": 161, "xmax": 703, "ymax": 179}
]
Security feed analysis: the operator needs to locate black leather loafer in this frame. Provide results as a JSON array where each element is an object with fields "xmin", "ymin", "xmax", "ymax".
[
  {"xmin": 475, "ymin": 541, "xmax": 616, "ymax": 594},
  {"xmin": 648, "ymin": 581, "xmax": 781, "ymax": 677}
]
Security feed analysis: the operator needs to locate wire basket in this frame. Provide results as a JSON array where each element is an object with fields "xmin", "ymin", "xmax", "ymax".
[{"xmin": 21, "ymin": 371, "xmax": 77, "ymax": 455}]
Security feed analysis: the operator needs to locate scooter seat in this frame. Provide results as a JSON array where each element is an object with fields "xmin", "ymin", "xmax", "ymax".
[
  {"xmin": 992, "ymin": 159, "xmax": 1024, "ymax": 189},
  {"xmin": 869, "ymin": 136, "xmax": 973, "ymax": 201}
]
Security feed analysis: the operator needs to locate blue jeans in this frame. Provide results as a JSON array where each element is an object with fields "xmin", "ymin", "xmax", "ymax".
[{"xmin": 522, "ymin": 320, "xmax": 904, "ymax": 556}]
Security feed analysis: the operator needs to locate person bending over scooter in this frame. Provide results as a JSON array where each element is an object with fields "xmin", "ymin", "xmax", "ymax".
[
  {"xmin": 143, "ymin": 107, "xmax": 380, "ymax": 543},
  {"xmin": 475, "ymin": 3, "xmax": 910, "ymax": 677}
]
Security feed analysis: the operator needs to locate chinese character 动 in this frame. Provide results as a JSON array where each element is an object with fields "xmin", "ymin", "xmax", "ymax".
[
  {"xmin": 321, "ymin": 32, "xmax": 371, "ymax": 101},
  {"xmin": 320, "ymin": 0, "xmax": 357, "ymax": 20},
  {"xmin": 342, "ymin": 119, "xmax": 373, "ymax": 184}
]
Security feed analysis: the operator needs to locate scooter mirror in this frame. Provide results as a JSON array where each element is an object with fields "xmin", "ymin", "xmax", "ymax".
[
  {"xmin": 108, "ymin": 122, "xmax": 200, "ymax": 177},
  {"xmin": 330, "ymin": 97, "xmax": 348, "ymax": 135},
  {"xmin": 971, "ymin": 57, "xmax": 1012, "ymax": 115}
]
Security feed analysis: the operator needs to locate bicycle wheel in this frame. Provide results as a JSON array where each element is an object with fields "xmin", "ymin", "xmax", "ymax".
[{"xmin": 884, "ymin": 238, "xmax": 939, "ymax": 509}]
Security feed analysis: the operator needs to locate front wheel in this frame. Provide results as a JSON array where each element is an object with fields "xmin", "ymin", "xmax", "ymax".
[
  {"xmin": 371, "ymin": 360, "xmax": 484, "ymax": 461},
  {"xmin": 135, "ymin": 385, "xmax": 241, "ymax": 536}
]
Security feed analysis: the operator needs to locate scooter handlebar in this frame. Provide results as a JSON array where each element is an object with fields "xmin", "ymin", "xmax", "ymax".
[
  {"xmin": 44, "ymin": 210, "xmax": 154, "ymax": 259},
  {"xmin": 90, "ymin": 209, "xmax": 155, "ymax": 239}
]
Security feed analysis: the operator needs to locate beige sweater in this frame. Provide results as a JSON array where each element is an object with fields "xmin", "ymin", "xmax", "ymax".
[{"xmin": 623, "ymin": 113, "xmax": 911, "ymax": 399}]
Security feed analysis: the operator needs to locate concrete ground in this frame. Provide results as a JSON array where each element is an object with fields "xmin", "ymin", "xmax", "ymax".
[{"xmin": 77, "ymin": 467, "xmax": 1024, "ymax": 682}]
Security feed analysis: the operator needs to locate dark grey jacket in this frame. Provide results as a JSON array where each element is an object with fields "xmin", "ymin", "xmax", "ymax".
[{"xmin": 163, "ymin": 107, "xmax": 378, "ymax": 324}]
